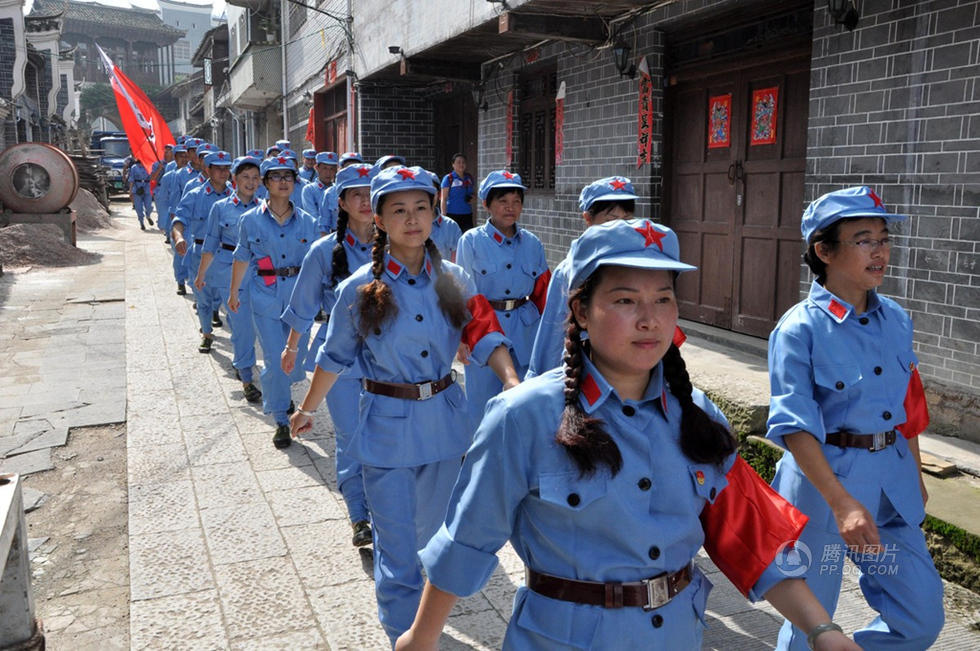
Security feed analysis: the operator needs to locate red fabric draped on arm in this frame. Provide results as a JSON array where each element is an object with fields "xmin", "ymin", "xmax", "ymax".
[
  {"xmin": 530, "ymin": 269, "xmax": 552, "ymax": 314},
  {"xmin": 896, "ymin": 367, "xmax": 929, "ymax": 439},
  {"xmin": 463, "ymin": 295, "xmax": 506, "ymax": 350},
  {"xmin": 700, "ymin": 456, "xmax": 809, "ymax": 598},
  {"xmin": 672, "ymin": 325, "xmax": 686, "ymax": 348}
]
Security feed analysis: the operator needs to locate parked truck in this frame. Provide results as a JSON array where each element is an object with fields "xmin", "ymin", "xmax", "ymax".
[{"xmin": 89, "ymin": 131, "xmax": 130, "ymax": 195}]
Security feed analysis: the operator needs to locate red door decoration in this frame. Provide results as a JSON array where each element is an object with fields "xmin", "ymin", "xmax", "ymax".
[
  {"xmin": 750, "ymin": 86, "xmax": 779, "ymax": 146},
  {"xmin": 708, "ymin": 93, "xmax": 731, "ymax": 148},
  {"xmin": 636, "ymin": 56, "xmax": 654, "ymax": 168},
  {"xmin": 304, "ymin": 107, "xmax": 315, "ymax": 144},
  {"xmin": 506, "ymin": 90, "xmax": 514, "ymax": 167},
  {"xmin": 555, "ymin": 81, "xmax": 566, "ymax": 165}
]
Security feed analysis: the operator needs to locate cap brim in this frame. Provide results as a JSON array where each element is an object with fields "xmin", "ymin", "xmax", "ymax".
[
  {"xmin": 835, "ymin": 209, "xmax": 908, "ymax": 222},
  {"xmin": 588, "ymin": 191, "xmax": 640, "ymax": 205},
  {"xmin": 596, "ymin": 252, "xmax": 697, "ymax": 275}
]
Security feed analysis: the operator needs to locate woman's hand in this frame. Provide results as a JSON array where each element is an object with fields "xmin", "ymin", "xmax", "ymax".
[
  {"xmin": 830, "ymin": 494, "xmax": 881, "ymax": 554},
  {"xmin": 174, "ymin": 236, "xmax": 187, "ymax": 256},
  {"xmin": 289, "ymin": 411, "xmax": 313, "ymax": 438},
  {"xmin": 281, "ymin": 347, "xmax": 297, "ymax": 374},
  {"xmin": 456, "ymin": 342, "xmax": 471, "ymax": 365},
  {"xmin": 227, "ymin": 293, "xmax": 240, "ymax": 313},
  {"xmin": 919, "ymin": 474, "xmax": 929, "ymax": 506},
  {"xmin": 394, "ymin": 629, "xmax": 437, "ymax": 651},
  {"xmin": 194, "ymin": 275, "xmax": 206, "ymax": 290}
]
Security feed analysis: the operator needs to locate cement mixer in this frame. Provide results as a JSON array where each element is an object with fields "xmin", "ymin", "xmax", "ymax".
[{"xmin": 0, "ymin": 143, "xmax": 79, "ymax": 245}]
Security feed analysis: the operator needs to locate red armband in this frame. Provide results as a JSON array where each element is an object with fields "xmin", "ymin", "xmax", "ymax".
[
  {"xmin": 896, "ymin": 367, "xmax": 929, "ymax": 439},
  {"xmin": 700, "ymin": 456, "xmax": 808, "ymax": 598},
  {"xmin": 530, "ymin": 268, "xmax": 552, "ymax": 314},
  {"xmin": 256, "ymin": 255, "xmax": 276, "ymax": 286},
  {"xmin": 463, "ymin": 295, "xmax": 506, "ymax": 351},
  {"xmin": 673, "ymin": 325, "xmax": 686, "ymax": 348}
]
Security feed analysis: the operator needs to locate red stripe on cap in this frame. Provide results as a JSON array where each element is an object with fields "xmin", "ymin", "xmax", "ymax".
[
  {"xmin": 581, "ymin": 374, "xmax": 601, "ymax": 406},
  {"xmin": 828, "ymin": 299, "xmax": 847, "ymax": 319}
]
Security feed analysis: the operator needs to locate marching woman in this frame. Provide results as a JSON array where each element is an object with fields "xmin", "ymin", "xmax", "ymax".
[
  {"xmin": 289, "ymin": 165, "xmax": 520, "ymax": 645},
  {"xmin": 280, "ymin": 162, "xmax": 377, "ymax": 548},
  {"xmin": 229, "ymin": 156, "xmax": 318, "ymax": 449},
  {"xmin": 765, "ymin": 187, "xmax": 943, "ymax": 650},
  {"xmin": 396, "ymin": 219, "xmax": 860, "ymax": 651},
  {"xmin": 194, "ymin": 155, "xmax": 262, "ymax": 403},
  {"xmin": 172, "ymin": 151, "xmax": 234, "ymax": 353},
  {"xmin": 455, "ymin": 170, "xmax": 550, "ymax": 429}
]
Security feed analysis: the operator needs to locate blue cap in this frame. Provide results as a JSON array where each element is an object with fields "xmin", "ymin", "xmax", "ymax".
[
  {"xmin": 173, "ymin": 144, "xmax": 188, "ymax": 153},
  {"xmin": 335, "ymin": 163, "xmax": 376, "ymax": 195},
  {"xmin": 265, "ymin": 145, "xmax": 281, "ymax": 157},
  {"xmin": 278, "ymin": 148, "xmax": 298, "ymax": 160},
  {"xmin": 801, "ymin": 186, "xmax": 907, "ymax": 243},
  {"xmin": 275, "ymin": 139, "xmax": 291, "ymax": 150},
  {"xmin": 186, "ymin": 138, "xmax": 201, "ymax": 150},
  {"xmin": 578, "ymin": 176, "xmax": 640, "ymax": 212},
  {"xmin": 260, "ymin": 156, "xmax": 298, "ymax": 177},
  {"xmin": 370, "ymin": 165, "xmax": 436, "ymax": 213},
  {"xmin": 315, "ymin": 151, "xmax": 339, "ymax": 165},
  {"xmin": 339, "ymin": 151, "xmax": 363, "ymax": 166},
  {"xmin": 232, "ymin": 155, "xmax": 262, "ymax": 175},
  {"xmin": 374, "ymin": 154, "xmax": 406, "ymax": 170},
  {"xmin": 245, "ymin": 149, "xmax": 265, "ymax": 158},
  {"xmin": 164, "ymin": 143, "xmax": 174, "ymax": 150},
  {"xmin": 568, "ymin": 218, "xmax": 696, "ymax": 290},
  {"xmin": 425, "ymin": 169, "xmax": 441, "ymax": 186},
  {"xmin": 177, "ymin": 135, "xmax": 187, "ymax": 144},
  {"xmin": 302, "ymin": 148, "xmax": 316, "ymax": 158},
  {"xmin": 478, "ymin": 170, "xmax": 527, "ymax": 202},
  {"xmin": 204, "ymin": 151, "xmax": 233, "ymax": 167},
  {"xmin": 197, "ymin": 142, "xmax": 217, "ymax": 155}
]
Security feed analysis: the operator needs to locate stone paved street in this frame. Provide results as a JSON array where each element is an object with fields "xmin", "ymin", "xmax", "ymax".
[{"xmin": 4, "ymin": 208, "xmax": 979, "ymax": 649}]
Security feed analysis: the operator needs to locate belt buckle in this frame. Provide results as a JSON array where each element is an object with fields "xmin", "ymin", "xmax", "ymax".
[
  {"xmin": 643, "ymin": 574, "xmax": 669, "ymax": 611},
  {"xmin": 417, "ymin": 381, "xmax": 433, "ymax": 401},
  {"xmin": 871, "ymin": 431, "xmax": 887, "ymax": 452}
]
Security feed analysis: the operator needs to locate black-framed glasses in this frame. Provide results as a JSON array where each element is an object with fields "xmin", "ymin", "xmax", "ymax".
[
  {"xmin": 841, "ymin": 237, "xmax": 891, "ymax": 252},
  {"xmin": 267, "ymin": 173, "xmax": 295, "ymax": 183}
]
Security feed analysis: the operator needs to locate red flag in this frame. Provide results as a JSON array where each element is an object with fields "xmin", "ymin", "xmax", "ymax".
[
  {"xmin": 96, "ymin": 44, "xmax": 174, "ymax": 176},
  {"xmin": 305, "ymin": 107, "xmax": 316, "ymax": 145}
]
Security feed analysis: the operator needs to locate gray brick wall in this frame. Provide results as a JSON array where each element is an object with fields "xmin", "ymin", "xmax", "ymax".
[
  {"xmin": 805, "ymin": 0, "xmax": 980, "ymax": 393},
  {"xmin": 358, "ymin": 83, "xmax": 435, "ymax": 170}
]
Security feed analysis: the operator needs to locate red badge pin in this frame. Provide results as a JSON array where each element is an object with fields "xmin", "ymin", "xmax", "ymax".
[{"xmin": 696, "ymin": 470, "xmax": 705, "ymax": 485}]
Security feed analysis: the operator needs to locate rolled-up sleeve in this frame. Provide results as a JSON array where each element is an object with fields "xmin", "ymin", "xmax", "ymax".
[
  {"xmin": 766, "ymin": 328, "xmax": 825, "ymax": 449},
  {"xmin": 316, "ymin": 276, "xmax": 360, "ymax": 373},
  {"xmin": 420, "ymin": 396, "xmax": 528, "ymax": 596},
  {"xmin": 455, "ymin": 267, "xmax": 513, "ymax": 366},
  {"xmin": 172, "ymin": 189, "xmax": 195, "ymax": 228}
]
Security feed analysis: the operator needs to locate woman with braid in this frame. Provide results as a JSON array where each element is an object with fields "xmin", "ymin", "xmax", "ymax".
[
  {"xmin": 280, "ymin": 163, "xmax": 377, "ymax": 548},
  {"xmin": 289, "ymin": 165, "xmax": 520, "ymax": 646},
  {"xmin": 396, "ymin": 219, "xmax": 861, "ymax": 651}
]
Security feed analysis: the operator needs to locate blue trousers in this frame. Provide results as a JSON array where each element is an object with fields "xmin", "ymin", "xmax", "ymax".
[
  {"xmin": 156, "ymin": 203, "xmax": 171, "ymax": 234},
  {"xmin": 325, "ymin": 376, "xmax": 368, "ymax": 523},
  {"xmin": 776, "ymin": 495, "xmax": 944, "ymax": 650},
  {"xmin": 362, "ymin": 459, "xmax": 462, "ymax": 645},
  {"xmin": 252, "ymin": 309, "xmax": 308, "ymax": 425},
  {"xmin": 170, "ymin": 226, "xmax": 187, "ymax": 284},
  {"xmin": 210, "ymin": 262, "xmax": 257, "ymax": 382},
  {"xmin": 188, "ymin": 246, "xmax": 222, "ymax": 335},
  {"xmin": 133, "ymin": 189, "xmax": 152, "ymax": 222}
]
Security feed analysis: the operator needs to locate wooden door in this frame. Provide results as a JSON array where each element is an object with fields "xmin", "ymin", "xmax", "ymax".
[
  {"xmin": 665, "ymin": 52, "xmax": 810, "ymax": 337},
  {"xmin": 433, "ymin": 90, "xmax": 478, "ymax": 183}
]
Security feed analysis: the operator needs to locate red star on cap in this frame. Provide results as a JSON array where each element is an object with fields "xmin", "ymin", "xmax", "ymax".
[
  {"xmin": 217, "ymin": 152, "xmax": 226, "ymax": 159},
  {"xmin": 869, "ymin": 190, "xmax": 884, "ymax": 209},
  {"xmin": 357, "ymin": 166, "xmax": 370, "ymax": 177},
  {"xmin": 397, "ymin": 168, "xmax": 416, "ymax": 180},
  {"xmin": 634, "ymin": 221, "xmax": 666, "ymax": 250},
  {"xmin": 277, "ymin": 156, "xmax": 287, "ymax": 164},
  {"xmin": 610, "ymin": 178, "xmax": 626, "ymax": 191},
  {"xmin": 502, "ymin": 171, "xmax": 515, "ymax": 179}
]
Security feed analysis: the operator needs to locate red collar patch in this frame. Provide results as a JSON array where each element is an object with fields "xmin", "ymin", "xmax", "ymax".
[
  {"xmin": 610, "ymin": 178, "xmax": 626, "ymax": 191},
  {"xmin": 581, "ymin": 374, "xmax": 601, "ymax": 406},
  {"xmin": 386, "ymin": 259, "xmax": 402, "ymax": 275},
  {"xmin": 396, "ymin": 168, "xmax": 416, "ymax": 180},
  {"xmin": 634, "ymin": 221, "xmax": 665, "ymax": 250},
  {"xmin": 828, "ymin": 299, "xmax": 847, "ymax": 319},
  {"xmin": 205, "ymin": 186, "xmax": 212, "ymax": 194},
  {"xmin": 492, "ymin": 232, "xmax": 503, "ymax": 244},
  {"xmin": 345, "ymin": 233, "xmax": 355, "ymax": 247},
  {"xmin": 661, "ymin": 389, "xmax": 669, "ymax": 416},
  {"xmin": 425, "ymin": 259, "xmax": 432, "ymax": 275},
  {"xmin": 232, "ymin": 196, "xmax": 239, "ymax": 205}
]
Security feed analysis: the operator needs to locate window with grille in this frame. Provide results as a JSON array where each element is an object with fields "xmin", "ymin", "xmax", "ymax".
[
  {"xmin": 289, "ymin": 2, "xmax": 307, "ymax": 37},
  {"xmin": 517, "ymin": 63, "xmax": 556, "ymax": 193}
]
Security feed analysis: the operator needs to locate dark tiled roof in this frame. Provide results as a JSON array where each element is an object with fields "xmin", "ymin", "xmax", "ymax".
[{"xmin": 31, "ymin": 0, "xmax": 184, "ymax": 41}]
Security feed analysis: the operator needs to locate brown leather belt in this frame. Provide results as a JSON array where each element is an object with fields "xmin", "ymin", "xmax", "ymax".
[
  {"xmin": 526, "ymin": 563, "xmax": 693, "ymax": 610},
  {"xmin": 363, "ymin": 371, "xmax": 456, "ymax": 401},
  {"xmin": 487, "ymin": 296, "xmax": 529, "ymax": 311},
  {"xmin": 220, "ymin": 242, "xmax": 236, "ymax": 251},
  {"xmin": 257, "ymin": 266, "xmax": 301, "ymax": 278},
  {"xmin": 825, "ymin": 430, "xmax": 896, "ymax": 452}
]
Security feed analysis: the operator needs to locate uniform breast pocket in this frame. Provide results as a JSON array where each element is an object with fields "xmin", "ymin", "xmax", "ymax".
[
  {"xmin": 813, "ymin": 362, "xmax": 863, "ymax": 394},
  {"xmin": 538, "ymin": 471, "xmax": 607, "ymax": 511},
  {"xmin": 474, "ymin": 259, "xmax": 497, "ymax": 279},
  {"xmin": 688, "ymin": 464, "xmax": 728, "ymax": 504},
  {"xmin": 521, "ymin": 262, "xmax": 542, "ymax": 282}
]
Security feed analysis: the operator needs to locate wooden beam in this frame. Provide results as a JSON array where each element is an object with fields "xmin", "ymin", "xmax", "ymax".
[
  {"xmin": 399, "ymin": 58, "xmax": 482, "ymax": 82},
  {"xmin": 498, "ymin": 11, "xmax": 607, "ymax": 43}
]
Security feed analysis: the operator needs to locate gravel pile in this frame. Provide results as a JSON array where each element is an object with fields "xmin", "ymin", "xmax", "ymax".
[
  {"xmin": 71, "ymin": 188, "xmax": 114, "ymax": 232},
  {"xmin": 0, "ymin": 223, "xmax": 99, "ymax": 268}
]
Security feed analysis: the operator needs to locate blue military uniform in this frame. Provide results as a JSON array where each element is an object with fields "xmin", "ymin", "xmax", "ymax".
[
  {"xmin": 422, "ymin": 219, "xmax": 803, "ymax": 650},
  {"xmin": 526, "ymin": 176, "xmax": 639, "ymax": 378},
  {"xmin": 766, "ymin": 186, "xmax": 943, "ymax": 650},
  {"xmin": 202, "ymin": 160, "xmax": 260, "ymax": 383},
  {"xmin": 173, "ymin": 153, "xmax": 233, "ymax": 336},
  {"xmin": 128, "ymin": 161, "xmax": 153, "ymax": 227},
  {"xmin": 233, "ymin": 159, "xmax": 318, "ymax": 427},
  {"xmin": 456, "ymin": 171, "xmax": 548, "ymax": 429},
  {"xmin": 298, "ymin": 148, "xmax": 317, "ymax": 183},
  {"xmin": 316, "ymin": 165, "xmax": 511, "ymax": 644},
  {"xmin": 429, "ymin": 213, "xmax": 462, "ymax": 262}
]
